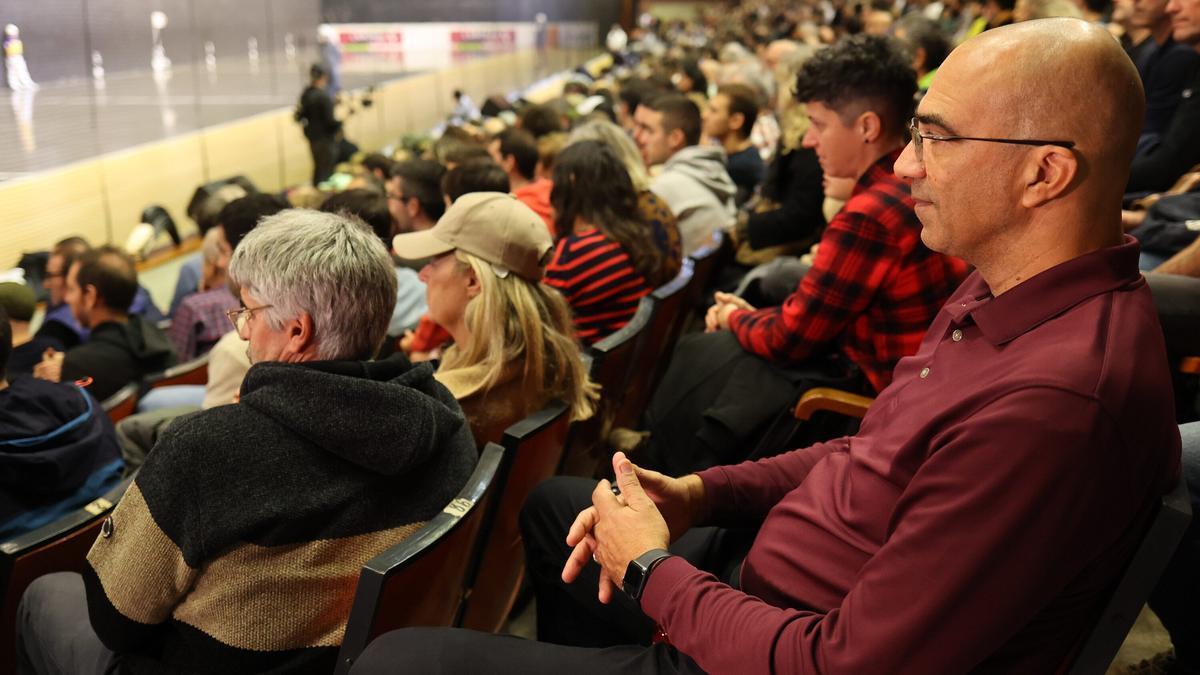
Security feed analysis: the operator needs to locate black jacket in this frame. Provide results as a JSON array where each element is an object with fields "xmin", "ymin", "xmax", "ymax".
[
  {"xmin": 745, "ymin": 145, "xmax": 826, "ymax": 250},
  {"xmin": 298, "ymin": 85, "xmax": 341, "ymax": 141},
  {"xmin": 1129, "ymin": 69, "xmax": 1200, "ymax": 194},
  {"xmin": 61, "ymin": 317, "xmax": 177, "ymax": 401}
]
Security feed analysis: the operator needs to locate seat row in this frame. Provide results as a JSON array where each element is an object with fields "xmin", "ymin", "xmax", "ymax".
[
  {"xmin": 99, "ymin": 353, "xmax": 212, "ymax": 423},
  {"xmin": 0, "ymin": 233, "xmax": 729, "ymax": 672}
]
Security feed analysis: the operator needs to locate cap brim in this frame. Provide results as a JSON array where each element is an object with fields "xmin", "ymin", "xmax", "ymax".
[{"xmin": 392, "ymin": 229, "xmax": 455, "ymax": 261}]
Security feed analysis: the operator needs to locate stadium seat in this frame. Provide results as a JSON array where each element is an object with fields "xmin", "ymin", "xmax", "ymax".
[
  {"xmin": 793, "ymin": 387, "xmax": 875, "ymax": 422},
  {"xmin": 0, "ymin": 475, "xmax": 134, "ymax": 672},
  {"xmin": 610, "ymin": 261, "xmax": 695, "ymax": 434},
  {"xmin": 679, "ymin": 229, "xmax": 727, "ymax": 334},
  {"xmin": 560, "ymin": 300, "xmax": 654, "ymax": 477},
  {"xmin": 101, "ymin": 383, "xmax": 140, "ymax": 424},
  {"xmin": 142, "ymin": 353, "xmax": 210, "ymax": 391},
  {"xmin": 460, "ymin": 400, "xmax": 573, "ymax": 633},
  {"xmin": 334, "ymin": 444, "xmax": 504, "ymax": 675},
  {"xmin": 1062, "ymin": 472, "xmax": 1192, "ymax": 674}
]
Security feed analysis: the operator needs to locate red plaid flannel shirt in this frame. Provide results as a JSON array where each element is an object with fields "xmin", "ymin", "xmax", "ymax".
[{"xmin": 729, "ymin": 151, "xmax": 969, "ymax": 393}]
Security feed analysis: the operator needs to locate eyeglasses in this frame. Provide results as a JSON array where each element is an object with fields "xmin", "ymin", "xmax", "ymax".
[
  {"xmin": 225, "ymin": 304, "xmax": 273, "ymax": 333},
  {"xmin": 908, "ymin": 118, "xmax": 1075, "ymax": 161},
  {"xmin": 387, "ymin": 192, "xmax": 412, "ymax": 203}
]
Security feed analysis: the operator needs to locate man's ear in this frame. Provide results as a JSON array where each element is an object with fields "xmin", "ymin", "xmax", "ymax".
[
  {"xmin": 406, "ymin": 198, "xmax": 421, "ymax": 220},
  {"xmin": 83, "ymin": 284, "xmax": 99, "ymax": 311},
  {"xmin": 668, "ymin": 127, "xmax": 687, "ymax": 151},
  {"xmin": 502, "ymin": 154, "xmax": 517, "ymax": 176},
  {"xmin": 279, "ymin": 311, "xmax": 317, "ymax": 362},
  {"xmin": 857, "ymin": 110, "xmax": 883, "ymax": 144},
  {"xmin": 1019, "ymin": 146, "xmax": 1079, "ymax": 208}
]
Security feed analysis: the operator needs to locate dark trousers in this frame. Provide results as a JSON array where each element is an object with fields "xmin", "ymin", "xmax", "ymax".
[
  {"xmin": 309, "ymin": 136, "xmax": 337, "ymax": 185},
  {"xmin": 350, "ymin": 477, "xmax": 754, "ymax": 674},
  {"xmin": 639, "ymin": 330, "xmax": 863, "ymax": 476}
]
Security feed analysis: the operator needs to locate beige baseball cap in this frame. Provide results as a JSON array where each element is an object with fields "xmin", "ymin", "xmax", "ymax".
[{"xmin": 392, "ymin": 192, "xmax": 554, "ymax": 281}]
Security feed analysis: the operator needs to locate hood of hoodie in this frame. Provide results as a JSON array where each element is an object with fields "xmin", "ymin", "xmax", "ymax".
[
  {"xmin": 661, "ymin": 145, "xmax": 738, "ymax": 205},
  {"xmin": 90, "ymin": 316, "xmax": 176, "ymax": 364},
  {"xmin": 237, "ymin": 354, "xmax": 473, "ymax": 476},
  {"xmin": 0, "ymin": 377, "xmax": 120, "ymax": 496}
]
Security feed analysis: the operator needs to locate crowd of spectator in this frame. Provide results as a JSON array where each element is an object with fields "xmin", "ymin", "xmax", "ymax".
[{"xmin": 2, "ymin": 0, "xmax": 1200, "ymax": 673}]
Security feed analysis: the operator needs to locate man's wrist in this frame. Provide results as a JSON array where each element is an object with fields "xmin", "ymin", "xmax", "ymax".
[
  {"xmin": 682, "ymin": 474, "xmax": 709, "ymax": 528},
  {"xmin": 623, "ymin": 548, "xmax": 674, "ymax": 605}
]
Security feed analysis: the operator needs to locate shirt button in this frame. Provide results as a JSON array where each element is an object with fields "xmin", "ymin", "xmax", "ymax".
[
  {"xmin": 952, "ymin": 329, "xmax": 963, "ymax": 342},
  {"xmin": 920, "ymin": 367, "xmax": 931, "ymax": 379}
]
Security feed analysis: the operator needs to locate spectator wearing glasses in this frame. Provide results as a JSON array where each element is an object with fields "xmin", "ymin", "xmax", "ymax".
[
  {"xmin": 25, "ymin": 237, "xmax": 166, "ymax": 370},
  {"xmin": 17, "ymin": 210, "xmax": 478, "ymax": 674},
  {"xmin": 634, "ymin": 35, "xmax": 968, "ymax": 477},
  {"xmin": 386, "ymin": 159, "xmax": 447, "ymax": 240},
  {"xmin": 32, "ymin": 247, "xmax": 177, "ymax": 402},
  {"xmin": 348, "ymin": 20, "xmax": 1179, "ymax": 674}
]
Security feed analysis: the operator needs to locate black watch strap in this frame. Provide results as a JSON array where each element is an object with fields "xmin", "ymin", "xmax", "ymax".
[{"xmin": 623, "ymin": 548, "xmax": 674, "ymax": 605}]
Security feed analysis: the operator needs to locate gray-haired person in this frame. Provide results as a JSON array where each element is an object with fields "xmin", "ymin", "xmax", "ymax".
[{"xmin": 16, "ymin": 210, "xmax": 479, "ymax": 675}]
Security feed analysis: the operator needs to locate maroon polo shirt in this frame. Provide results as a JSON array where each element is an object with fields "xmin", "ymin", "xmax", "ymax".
[{"xmin": 642, "ymin": 236, "xmax": 1181, "ymax": 674}]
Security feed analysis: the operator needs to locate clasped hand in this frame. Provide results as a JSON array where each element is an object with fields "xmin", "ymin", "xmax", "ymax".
[
  {"xmin": 32, "ymin": 348, "xmax": 64, "ymax": 383},
  {"xmin": 561, "ymin": 452, "xmax": 699, "ymax": 604},
  {"xmin": 704, "ymin": 291, "xmax": 755, "ymax": 333}
]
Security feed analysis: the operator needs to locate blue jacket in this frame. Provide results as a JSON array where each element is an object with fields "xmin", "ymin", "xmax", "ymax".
[{"xmin": 0, "ymin": 376, "xmax": 124, "ymax": 540}]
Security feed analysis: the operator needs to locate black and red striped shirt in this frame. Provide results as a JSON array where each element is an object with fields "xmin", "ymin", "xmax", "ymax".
[{"xmin": 544, "ymin": 226, "xmax": 653, "ymax": 345}]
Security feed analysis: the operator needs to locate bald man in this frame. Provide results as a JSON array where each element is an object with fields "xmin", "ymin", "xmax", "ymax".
[{"xmin": 345, "ymin": 21, "xmax": 1181, "ymax": 675}]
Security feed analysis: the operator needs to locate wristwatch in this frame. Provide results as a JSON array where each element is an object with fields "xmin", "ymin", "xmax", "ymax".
[{"xmin": 623, "ymin": 548, "xmax": 674, "ymax": 605}]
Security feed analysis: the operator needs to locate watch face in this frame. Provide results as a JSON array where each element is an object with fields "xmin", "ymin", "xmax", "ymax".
[
  {"xmin": 623, "ymin": 559, "xmax": 648, "ymax": 599},
  {"xmin": 624, "ymin": 549, "xmax": 671, "ymax": 602}
]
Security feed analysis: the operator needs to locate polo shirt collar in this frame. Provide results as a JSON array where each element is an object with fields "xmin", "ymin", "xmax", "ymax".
[{"xmin": 946, "ymin": 235, "xmax": 1142, "ymax": 345}]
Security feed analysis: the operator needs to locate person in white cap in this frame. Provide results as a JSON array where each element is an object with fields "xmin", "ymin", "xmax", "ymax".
[{"xmin": 393, "ymin": 191, "xmax": 597, "ymax": 446}]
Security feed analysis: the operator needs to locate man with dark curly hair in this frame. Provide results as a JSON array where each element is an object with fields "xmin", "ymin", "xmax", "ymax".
[{"xmin": 633, "ymin": 34, "xmax": 968, "ymax": 479}]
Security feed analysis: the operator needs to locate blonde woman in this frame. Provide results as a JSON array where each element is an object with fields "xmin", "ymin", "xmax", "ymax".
[
  {"xmin": 393, "ymin": 192, "xmax": 596, "ymax": 446},
  {"xmin": 566, "ymin": 119, "xmax": 683, "ymax": 285}
]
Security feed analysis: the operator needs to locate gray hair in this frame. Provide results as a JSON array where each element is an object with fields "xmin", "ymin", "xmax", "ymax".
[
  {"xmin": 229, "ymin": 209, "xmax": 398, "ymax": 361},
  {"xmin": 567, "ymin": 119, "xmax": 650, "ymax": 192}
]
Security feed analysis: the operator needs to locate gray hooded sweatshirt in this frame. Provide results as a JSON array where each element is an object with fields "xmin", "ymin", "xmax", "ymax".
[{"xmin": 650, "ymin": 145, "xmax": 737, "ymax": 254}]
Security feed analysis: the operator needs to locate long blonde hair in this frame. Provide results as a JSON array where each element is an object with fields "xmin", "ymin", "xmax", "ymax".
[{"xmin": 440, "ymin": 250, "xmax": 598, "ymax": 421}]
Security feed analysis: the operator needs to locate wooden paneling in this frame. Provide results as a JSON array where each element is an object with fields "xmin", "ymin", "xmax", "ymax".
[
  {"xmin": 100, "ymin": 135, "xmax": 207, "ymax": 245},
  {"xmin": 203, "ymin": 113, "xmax": 288, "ymax": 193},
  {"xmin": 0, "ymin": 161, "xmax": 109, "ymax": 266}
]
